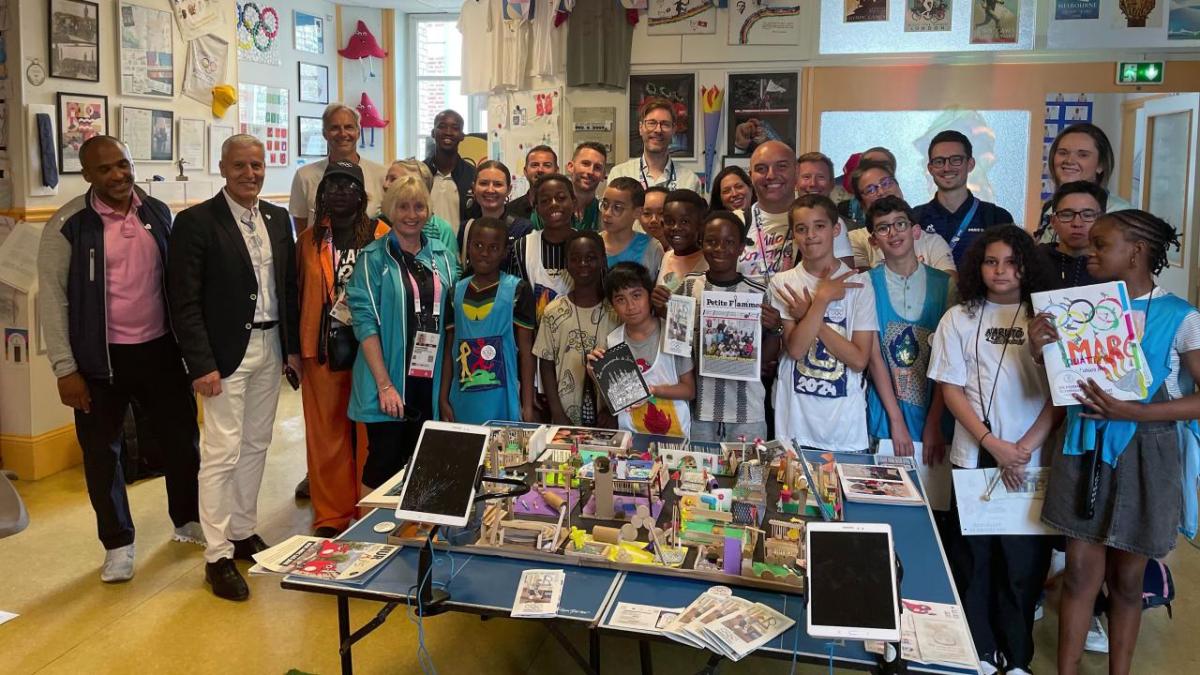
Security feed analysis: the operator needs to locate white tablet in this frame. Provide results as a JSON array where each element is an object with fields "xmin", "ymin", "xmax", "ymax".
[
  {"xmin": 393, "ymin": 421, "xmax": 491, "ymax": 528},
  {"xmin": 805, "ymin": 522, "xmax": 901, "ymax": 642}
]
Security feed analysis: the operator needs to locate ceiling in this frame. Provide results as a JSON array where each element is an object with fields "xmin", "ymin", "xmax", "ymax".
[{"xmin": 331, "ymin": 0, "xmax": 462, "ymax": 11}]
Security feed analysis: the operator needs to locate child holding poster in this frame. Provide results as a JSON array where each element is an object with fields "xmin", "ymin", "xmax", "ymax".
[
  {"xmin": 1034, "ymin": 210, "xmax": 1200, "ymax": 675},
  {"xmin": 663, "ymin": 211, "xmax": 782, "ymax": 442}
]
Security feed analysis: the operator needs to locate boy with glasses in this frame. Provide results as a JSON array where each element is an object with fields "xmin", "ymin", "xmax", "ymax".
[
  {"xmin": 848, "ymin": 160, "xmax": 956, "ymax": 275},
  {"xmin": 1037, "ymin": 181, "xmax": 1107, "ymax": 289},
  {"xmin": 609, "ymin": 99, "xmax": 702, "ymax": 193},
  {"xmin": 914, "ymin": 130, "xmax": 1014, "ymax": 265},
  {"xmin": 601, "ymin": 177, "xmax": 664, "ymax": 278},
  {"xmin": 863, "ymin": 196, "xmax": 956, "ymax": 465}
]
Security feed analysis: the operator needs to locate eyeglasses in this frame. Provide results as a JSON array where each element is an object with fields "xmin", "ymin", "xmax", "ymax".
[
  {"xmin": 929, "ymin": 155, "xmax": 967, "ymax": 169},
  {"xmin": 1054, "ymin": 208, "xmax": 1100, "ymax": 224},
  {"xmin": 872, "ymin": 220, "xmax": 912, "ymax": 236},
  {"xmin": 861, "ymin": 176, "xmax": 897, "ymax": 197},
  {"xmin": 641, "ymin": 119, "xmax": 675, "ymax": 131},
  {"xmin": 599, "ymin": 199, "xmax": 628, "ymax": 215}
]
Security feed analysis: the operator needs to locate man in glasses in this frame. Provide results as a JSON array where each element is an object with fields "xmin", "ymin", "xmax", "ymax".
[
  {"xmin": 848, "ymin": 159, "xmax": 956, "ymax": 275},
  {"xmin": 608, "ymin": 98, "xmax": 701, "ymax": 193},
  {"xmin": 913, "ymin": 130, "xmax": 1014, "ymax": 265},
  {"xmin": 1037, "ymin": 181, "xmax": 1107, "ymax": 289}
]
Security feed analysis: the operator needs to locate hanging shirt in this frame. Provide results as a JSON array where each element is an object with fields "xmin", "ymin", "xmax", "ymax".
[
  {"xmin": 528, "ymin": 0, "xmax": 565, "ymax": 78},
  {"xmin": 566, "ymin": 0, "xmax": 634, "ymax": 89},
  {"xmin": 491, "ymin": 0, "xmax": 530, "ymax": 91},
  {"xmin": 457, "ymin": 0, "xmax": 493, "ymax": 95}
]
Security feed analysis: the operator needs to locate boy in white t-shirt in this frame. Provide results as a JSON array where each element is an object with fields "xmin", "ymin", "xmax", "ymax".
[{"xmin": 769, "ymin": 194, "xmax": 878, "ymax": 452}]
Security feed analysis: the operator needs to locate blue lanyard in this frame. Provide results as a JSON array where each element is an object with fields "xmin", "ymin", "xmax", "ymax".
[
  {"xmin": 947, "ymin": 197, "xmax": 980, "ymax": 251},
  {"xmin": 639, "ymin": 156, "xmax": 676, "ymax": 190}
]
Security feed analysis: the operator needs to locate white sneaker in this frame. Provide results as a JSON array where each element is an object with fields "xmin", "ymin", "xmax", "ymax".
[
  {"xmin": 979, "ymin": 652, "xmax": 1001, "ymax": 675},
  {"xmin": 1085, "ymin": 615, "xmax": 1110, "ymax": 654},
  {"xmin": 100, "ymin": 543, "xmax": 135, "ymax": 583},
  {"xmin": 171, "ymin": 521, "xmax": 205, "ymax": 546},
  {"xmin": 1033, "ymin": 602, "xmax": 1044, "ymax": 621}
]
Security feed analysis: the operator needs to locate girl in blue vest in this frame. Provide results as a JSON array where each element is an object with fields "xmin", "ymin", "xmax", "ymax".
[
  {"xmin": 864, "ymin": 196, "xmax": 955, "ymax": 460},
  {"xmin": 1037, "ymin": 210, "xmax": 1200, "ymax": 675},
  {"xmin": 439, "ymin": 217, "xmax": 536, "ymax": 425}
]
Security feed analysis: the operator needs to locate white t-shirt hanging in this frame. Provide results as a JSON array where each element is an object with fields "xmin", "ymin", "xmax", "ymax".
[
  {"xmin": 737, "ymin": 206, "xmax": 853, "ymax": 283},
  {"xmin": 491, "ymin": 0, "xmax": 530, "ymax": 92},
  {"xmin": 457, "ymin": 0, "xmax": 492, "ymax": 96},
  {"xmin": 528, "ymin": 0, "xmax": 565, "ymax": 78},
  {"xmin": 928, "ymin": 301, "xmax": 1048, "ymax": 469},
  {"xmin": 769, "ymin": 261, "xmax": 877, "ymax": 452}
]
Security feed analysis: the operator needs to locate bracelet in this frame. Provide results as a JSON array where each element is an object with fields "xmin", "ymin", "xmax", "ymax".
[
  {"xmin": 979, "ymin": 431, "xmax": 992, "ymax": 445},
  {"xmin": 379, "ymin": 383, "xmax": 394, "ymax": 393}
]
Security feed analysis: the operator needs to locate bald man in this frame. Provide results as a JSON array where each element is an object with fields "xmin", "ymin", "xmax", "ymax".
[
  {"xmin": 39, "ymin": 135, "xmax": 202, "ymax": 583},
  {"xmin": 739, "ymin": 141, "xmax": 854, "ymax": 282}
]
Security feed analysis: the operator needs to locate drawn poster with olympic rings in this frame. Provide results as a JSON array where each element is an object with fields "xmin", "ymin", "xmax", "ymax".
[
  {"xmin": 1032, "ymin": 281, "xmax": 1153, "ymax": 407},
  {"xmin": 236, "ymin": 2, "xmax": 281, "ymax": 66}
]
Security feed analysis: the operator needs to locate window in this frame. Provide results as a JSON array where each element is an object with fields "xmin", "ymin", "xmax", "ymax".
[{"xmin": 408, "ymin": 15, "xmax": 486, "ymax": 158}]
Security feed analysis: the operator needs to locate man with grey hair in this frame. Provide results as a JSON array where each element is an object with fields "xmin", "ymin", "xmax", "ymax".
[
  {"xmin": 168, "ymin": 133, "xmax": 300, "ymax": 601},
  {"xmin": 288, "ymin": 102, "xmax": 387, "ymax": 231},
  {"xmin": 38, "ymin": 135, "xmax": 201, "ymax": 583}
]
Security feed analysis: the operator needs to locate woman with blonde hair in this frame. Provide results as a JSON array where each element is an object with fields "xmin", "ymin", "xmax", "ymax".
[
  {"xmin": 384, "ymin": 157, "xmax": 457, "ymax": 253},
  {"xmin": 346, "ymin": 176, "xmax": 460, "ymax": 488}
]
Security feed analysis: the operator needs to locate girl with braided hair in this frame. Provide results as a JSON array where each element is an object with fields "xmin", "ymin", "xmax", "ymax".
[
  {"xmin": 296, "ymin": 162, "xmax": 389, "ymax": 537},
  {"xmin": 1036, "ymin": 210, "xmax": 1200, "ymax": 675}
]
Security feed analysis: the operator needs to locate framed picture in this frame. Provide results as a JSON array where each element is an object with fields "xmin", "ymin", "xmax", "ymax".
[
  {"xmin": 120, "ymin": 106, "xmax": 174, "ymax": 162},
  {"xmin": 725, "ymin": 72, "xmax": 799, "ymax": 158},
  {"xmin": 178, "ymin": 118, "xmax": 206, "ymax": 171},
  {"xmin": 56, "ymin": 92, "xmax": 108, "ymax": 174},
  {"xmin": 240, "ymin": 83, "xmax": 290, "ymax": 166},
  {"xmin": 298, "ymin": 116, "xmax": 327, "ymax": 157},
  {"xmin": 294, "ymin": 10, "xmax": 325, "ymax": 54},
  {"xmin": 118, "ymin": 1, "xmax": 174, "ymax": 98},
  {"xmin": 628, "ymin": 73, "xmax": 696, "ymax": 160},
  {"xmin": 49, "ymin": 0, "xmax": 100, "ymax": 82},
  {"xmin": 298, "ymin": 62, "xmax": 329, "ymax": 104}
]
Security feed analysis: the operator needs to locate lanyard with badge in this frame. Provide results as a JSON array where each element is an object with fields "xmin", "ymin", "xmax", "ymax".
[
  {"xmin": 325, "ymin": 233, "xmax": 358, "ymax": 325},
  {"xmin": 639, "ymin": 156, "xmax": 676, "ymax": 190},
  {"xmin": 945, "ymin": 197, "xmax": 980, "ymax": 252},
  {"xmin": 402, "ymin": 255, "xmax": 443, "ymax": 379}
]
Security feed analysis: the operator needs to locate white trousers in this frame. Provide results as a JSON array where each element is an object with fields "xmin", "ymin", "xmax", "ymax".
[{"xmin": 198, "ymin": 327, "xmax": 282, "ymax": 563}]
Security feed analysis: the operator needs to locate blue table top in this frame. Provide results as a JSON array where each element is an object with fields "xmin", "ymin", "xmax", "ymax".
[
  {"xmin": 281, "ymin": 508, "xmax": 622, "ymax": 624},
  {"xmin": 600, "ymin": 450, "xmax": 977, "ymax": 673}
]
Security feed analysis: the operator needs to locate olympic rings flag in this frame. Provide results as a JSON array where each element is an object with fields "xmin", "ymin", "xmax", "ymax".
[{"xmin": 236, "ymin": 2, "xmax": 281, "ymax": 66}]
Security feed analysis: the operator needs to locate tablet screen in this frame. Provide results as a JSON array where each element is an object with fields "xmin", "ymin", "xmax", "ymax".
[
  {"xmin": 397, "ymin": 426, "xmax": 490, "ymax": 523},
  {"xmin": 809, "ymin": 530, "xmax": 896, "ymax": 631}
]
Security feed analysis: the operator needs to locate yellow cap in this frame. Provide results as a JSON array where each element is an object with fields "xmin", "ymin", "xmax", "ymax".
[{"xmin": 211, "ymin": 85, "xmax": 237, "ymax": 118}]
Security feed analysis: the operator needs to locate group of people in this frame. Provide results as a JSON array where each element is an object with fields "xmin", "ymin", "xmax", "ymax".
[{"xmin": 38, "ymin": 97, "xmax": 1198, "ymax": 675}]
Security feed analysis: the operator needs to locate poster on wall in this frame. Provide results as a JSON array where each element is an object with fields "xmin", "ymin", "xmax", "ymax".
[
  {"xmin": 49, "ymin": 0, "xmax": 100, "ymax": 82},
  {"xmin": 905, "ymin": 0, "xmax": 953, "ymax": 32},
  {"xmin": 178, "ymin": 118, "xmax": 205, "ymax": 171},
  {"xmin": 628, "ymin": 73, "xmax": 696, "ymax": 160},
  {"xmin": 298, "ymin": 116, "xmax": 326, "ymax": 157},
  {"xmin": 1113, "ymin": 0, "xmax": 1165, "ymax": 29},
  {"xmin": 487, "ymin": 95, "xmax": 508, "ymax": 166},
  {"xmin": 970, "ymin": 0, "xmax": 1019, "ymax": 44},
  {"xmin": 298, "ymin": 63, "xmax": 329, "ymax": 104},
  {"xmin": 183, "ymin": 35, "xmax": 229, "ymax": 105},
  {"xmin": 171, "ymin": 0, "xmax": 222, "ymax": 42},
  {"xmin": 239, "ymin": 83, "xmax": 289, "ymax": 166},
  {"xmin": 505, "ymin": 88, "xmax": 562, "ymax": 185},
  {"xmin": 121, "ymin": 107, "xmax": 173, "ymax": 162},
  {"xmin": 844, "ymin": 0, "xmax": 888, "ymax": 22},
  {"xmin": 725, "ymin": 72, "xmax": 797, "ymax": 158},
  {"xmin": 119, "ymin": 2, "xmax": 175, "ymax": 98},
  {"xmin": 209, "ymin": 124, "xmax": 233, "ymax": 175},
  {"xmin": 647, "ymin": 0, "xmax": 717, "ymax": 35},
  {"xmin": 294, "ymin": 10, "xmax": 325, "ymax": 54},
  {"xmin": 236, "ymin": 2, "xmax": 282, "ymax": 66},
  {"xmin": 1171, "ymin": 0, "xmax": 1200, "ymax": 40},
  {"xmin": 1053, "ymin": 0, "xmax": 1099, "ymax": 20},
  {"xmin": 729, "ymin": 2, "xmax": 801, "ymax": 45},
  {"xmin": 56, "ymin": 92, "xmax": 108, "ymax": 174}
]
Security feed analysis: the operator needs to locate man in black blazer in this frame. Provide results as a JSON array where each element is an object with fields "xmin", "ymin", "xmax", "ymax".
[{"xmin": 168, "ymin": 133, "xmax": 301, "ymax": 601}]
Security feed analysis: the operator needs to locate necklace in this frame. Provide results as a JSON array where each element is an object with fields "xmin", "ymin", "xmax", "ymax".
[
  {"xmin": 572, "ymin": 296, "xmax": 604, "ymax": 425},
  {"xmin": 973, "ymin": 298, "xmax": 1022, "ymax": 432}
]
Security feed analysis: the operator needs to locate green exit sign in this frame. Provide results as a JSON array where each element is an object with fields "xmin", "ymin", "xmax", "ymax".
[{"xmin": 1117, "ymin": 61, "xmax": 1164, "ymax": 85}]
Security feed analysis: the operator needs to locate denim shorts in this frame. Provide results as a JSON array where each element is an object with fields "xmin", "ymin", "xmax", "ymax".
[{"xmin": 1042, "ymin": 420, "xmax": 1181, "ymax": 559}]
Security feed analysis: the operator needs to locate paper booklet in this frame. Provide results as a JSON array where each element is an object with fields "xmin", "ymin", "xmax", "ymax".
[
  {"xmin": 952, "ymin": 467, "xmax": 1054, "ymax": 536},
  {"xmin": 698, "ymin": 291, "xmax": 762, "ymax": 382},
  {"xmin": 702, "ymin": 602, "xmax": 795, "ymax": 662},
  {"xmin": 511, "ymin": 569, "xmax": 566, "ymax": 618},
  {"xmin": 665, "ymin": 295, "xmax": 697, "ymax": 357},
  {"xmin": 875, "ymin": 440, "xmax": 952, "ymax": 511},
  {"xmin": 593, "ymin": 342, "xmax": 652, "ymax": 413},
  {"xmin": 250, "ymin": 535, "xmax": 398, "ymax": 582},
  {"xmin": 1031, "ymin": 281, "xmax": 1153, "ymax": 407},
  {"xmin": 606, "ymin": 602, "xmax": 686, "ymax": 634},
  {"xmin": 836, "ymin": 462, "xmax": 925, "ymax": 506},
  {"xmin": 662, "ymin": 588, "xmax": 729, "ymax": 649},
  {"xmin": 865, "ymin": 599, "xmax": 975, "ymax": 669}
]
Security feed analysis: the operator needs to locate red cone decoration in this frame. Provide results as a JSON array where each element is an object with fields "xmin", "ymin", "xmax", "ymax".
[
  {"xmin": 338, "ymin": 20, "xmax": 387, "ymax": 59},
  {"xmin": 356, "ymin": 93, "xmax": 389, "ymax": 128}
]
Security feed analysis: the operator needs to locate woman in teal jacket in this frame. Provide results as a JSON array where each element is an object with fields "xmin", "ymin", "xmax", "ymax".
[{"xmin": 347, "ymin": 175, "xmax": 460, "ymax": 488}]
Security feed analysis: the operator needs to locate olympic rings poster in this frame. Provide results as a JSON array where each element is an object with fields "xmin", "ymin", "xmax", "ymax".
[
  {"xmin": 237, "ymin": 2, "xmax": 281, "ymax": 66},
  {"xmin": 1032, "ymin": 281, "xmax": 1153, "ymax": 407}
]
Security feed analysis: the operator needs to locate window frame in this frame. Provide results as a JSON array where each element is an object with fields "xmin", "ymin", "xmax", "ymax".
[{"xmin": 406, "ymin": 12, "xmax": 486, "ymax": 158}]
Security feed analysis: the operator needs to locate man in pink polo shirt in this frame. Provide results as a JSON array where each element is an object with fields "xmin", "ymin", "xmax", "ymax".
[{"xmin": 38, "ymin": 136, "xmax": 201, "ymax": 583}]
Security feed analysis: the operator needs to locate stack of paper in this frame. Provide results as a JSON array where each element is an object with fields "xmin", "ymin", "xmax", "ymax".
[
  {"xmin": 864, "ymin": 599, "xmax": 975, "ymax": 669},
  {"xmin": 511, "ymin": 569, "xmax": 566, "ymax": 618},
  {"xmin": 661, "ymin": 588, "xmax": 794, "ymax": 660},
  {"xmin": 607, "ymin": 602, "xmax": 686, "ymax": 633},
  {"xmin": 250, "ymin": 535, "xmax": 398, "ymax": 582}
]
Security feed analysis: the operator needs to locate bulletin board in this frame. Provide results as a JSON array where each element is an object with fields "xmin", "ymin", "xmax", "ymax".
[{"xmin": 238, "ymin": 83, "xmax": 289, "ymax": 166}]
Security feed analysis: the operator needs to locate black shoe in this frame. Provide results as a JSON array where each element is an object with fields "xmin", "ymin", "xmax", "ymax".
[
  {"xmin": 230, "ymin": 534, "xmax": 270, "ymax": 562},
  {"xmin": 205, "ymin": 558, "xmax": 249, "ymax": 601},
  {"xmin": 295, "ymin": 476, "xmax": 310, "ymax": 500},
  {"xmin": 313, "ymin": 526, "xmax": 341, "ymax": 538}
]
